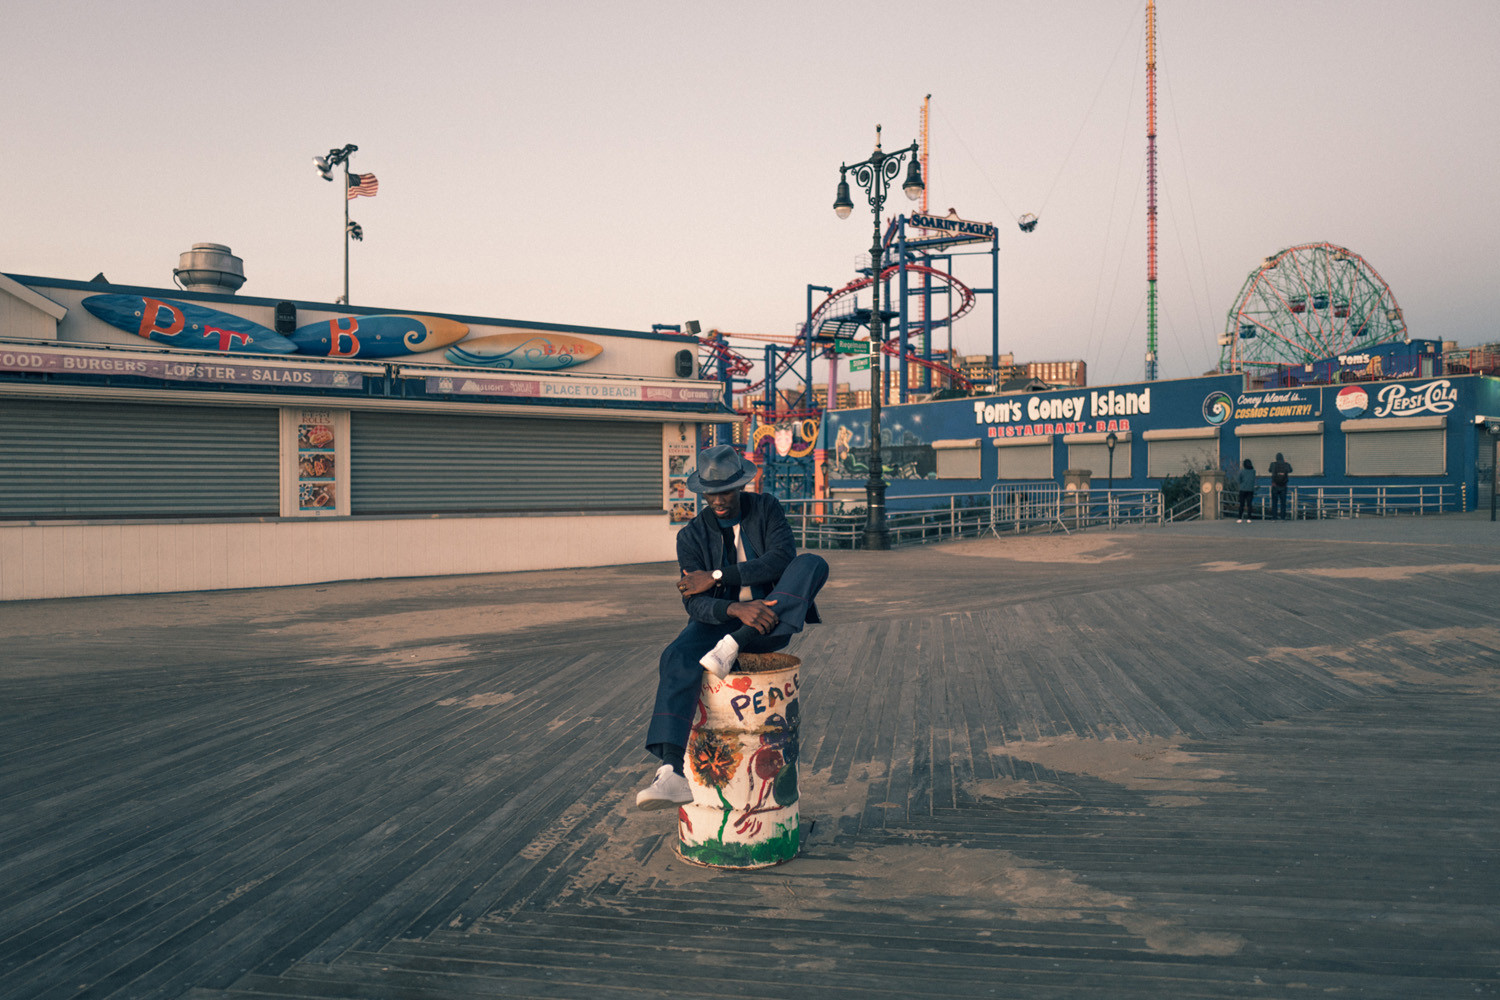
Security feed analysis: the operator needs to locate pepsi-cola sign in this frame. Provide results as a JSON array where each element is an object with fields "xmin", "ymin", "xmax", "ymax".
[{"xmin": 1371, "ymin": 380, "xmax": 1458, "ymax": 418}]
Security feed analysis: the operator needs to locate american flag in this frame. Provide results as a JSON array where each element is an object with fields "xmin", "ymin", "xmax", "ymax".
[{"xmin": 347, "ymin": 173, "xmax": 379, "ymax": 200}]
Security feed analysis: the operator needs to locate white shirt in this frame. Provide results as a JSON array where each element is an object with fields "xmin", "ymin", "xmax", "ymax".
[{"xmin": 733, "ymin": 524, "xmax": 752, "ymax": 601}]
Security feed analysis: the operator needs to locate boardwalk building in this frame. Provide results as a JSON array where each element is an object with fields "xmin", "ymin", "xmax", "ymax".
[
  {"xmin": 0, "ymin": 260, "xmax": 732, "ymax": 600},
  {"xmin": 824, "ymin": 364, "xmax": 1500, "ymax": 509}
]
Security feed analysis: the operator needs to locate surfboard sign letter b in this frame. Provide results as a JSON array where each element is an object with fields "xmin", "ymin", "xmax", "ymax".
[{"xmin": 328, "ymin": 318, "xmax": 361, "ymax": 357}]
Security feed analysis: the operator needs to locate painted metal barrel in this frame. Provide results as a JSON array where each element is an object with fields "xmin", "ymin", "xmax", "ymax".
[{"xmin": 676, "ymin": 651, "xmax": 801, "ymax": 869}]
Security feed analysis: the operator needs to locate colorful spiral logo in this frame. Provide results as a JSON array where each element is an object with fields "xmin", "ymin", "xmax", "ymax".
[{"xmin": 1202, "ymin": 391, "xmax": 1233, "ymax": 425}]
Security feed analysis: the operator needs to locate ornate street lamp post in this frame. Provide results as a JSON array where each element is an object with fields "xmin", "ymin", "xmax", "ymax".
[
  {"xmin": 833, "ymin": 125, "xmax": 924, "ymax": 550},
  {"xmin": 1106, "ymin": 431, "xmax": 1118, "ymax": 490}
]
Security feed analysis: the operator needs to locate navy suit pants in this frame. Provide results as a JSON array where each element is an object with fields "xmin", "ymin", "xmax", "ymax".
[{"xmin": 645, "ymin": 552, "xmax": 827, "ymax": 753}]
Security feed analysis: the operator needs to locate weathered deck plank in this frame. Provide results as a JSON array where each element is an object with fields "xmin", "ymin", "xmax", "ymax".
[{"xmin": 3, "ymin": 520, "xmax": 1499, "ymax": 998}]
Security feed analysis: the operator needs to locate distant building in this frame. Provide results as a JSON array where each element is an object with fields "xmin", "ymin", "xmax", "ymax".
[
  {"xmin": 1026, "ymin": 359, "xmax": 1087, "ymax": 386},
  {"xmin": 999, "ymin": 376, "xmax": 1054, "ymax": 393}
]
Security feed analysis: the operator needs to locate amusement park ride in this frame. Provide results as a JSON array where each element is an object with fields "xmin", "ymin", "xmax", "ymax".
[
  {"xmin": 693, "ymin": 213, "xmax": 1005, "ymax": 497},
  {"xmin": 666, "ymin": 1, "xmax": 1453, "ymax": 501},
  {"xmin": 1217, "ymin": 241, "xmax": 1410, "ymax": 376},
  {"xmin": 663, "ymin": 95, "xmax": 1019, "ymax": 500},
  {"xmin": 671, "ymin": 1, "xmax": 1172, "ymax": 501}
]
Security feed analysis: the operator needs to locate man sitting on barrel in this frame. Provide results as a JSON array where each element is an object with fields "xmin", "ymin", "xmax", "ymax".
[{"xmin": 636, "ymin": 444, "xmax": 828, "ymax": 810}]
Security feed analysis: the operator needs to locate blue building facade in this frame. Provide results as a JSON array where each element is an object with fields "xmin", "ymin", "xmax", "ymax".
[{"xmin": 823, "ymin": 372, "xmax": 1500, "ymax": 509}]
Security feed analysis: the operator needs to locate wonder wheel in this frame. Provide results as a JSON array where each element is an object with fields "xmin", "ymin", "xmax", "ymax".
[{"xmin": 1219, "ymin": 242, "xmax": 1408, "ymax": 373}]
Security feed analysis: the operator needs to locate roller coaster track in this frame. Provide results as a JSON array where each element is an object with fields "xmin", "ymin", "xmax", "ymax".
[
  {"xmin": 807, "ymin": 262, "xmax": 977, "ymax": 336},
  {"xmin": 698, "ymin": 261, "xmax": 977, "ymax": 404},
  {"xmin": 698, "ymin": 335, "xmax": 753, "ymax": 377}
]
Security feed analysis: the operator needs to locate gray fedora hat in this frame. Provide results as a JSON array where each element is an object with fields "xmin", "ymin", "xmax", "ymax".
[{"xmin": 686, "ymin": 445, "xmax": 758, "ymax": 494}]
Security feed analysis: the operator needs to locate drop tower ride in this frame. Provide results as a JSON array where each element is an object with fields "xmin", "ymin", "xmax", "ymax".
[{"xmin": 1145, "ymin": 0, "xmax": 1159, "ymax": 381}]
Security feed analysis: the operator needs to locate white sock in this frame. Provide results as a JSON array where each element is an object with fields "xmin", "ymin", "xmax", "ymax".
[{"xmin": 699, "ymin": 634, "xmax": 740, "ymax": 679}]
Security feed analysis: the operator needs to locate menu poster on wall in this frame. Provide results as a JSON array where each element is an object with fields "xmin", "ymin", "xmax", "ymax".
[
  {"xmin": 280, "ymin": 407, "xmax": 351, "ymax": 517},
  {"xmin": 666, "ymin": 440, "xmax": 696, "ymax": 523},
  {"xmin": 297, "ymin": 420, "xmax": 337, "ymax": 512}
]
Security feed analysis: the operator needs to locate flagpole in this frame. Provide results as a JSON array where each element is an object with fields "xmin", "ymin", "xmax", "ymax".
[
  {"xmin": 343, "ymin": 158, "xmax": 351, "ymax": 305},
  {"xmin": 312, "ymin": 143, "xmax": 359, "ymax": 304}
]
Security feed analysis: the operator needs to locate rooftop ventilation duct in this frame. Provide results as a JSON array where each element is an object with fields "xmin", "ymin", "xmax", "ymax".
[{"xmin": 173, "ymin": 243, "xmax": 246, "ymax": 294}]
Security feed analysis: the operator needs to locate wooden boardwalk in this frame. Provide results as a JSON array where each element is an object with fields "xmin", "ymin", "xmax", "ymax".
[{"xmin": 1, "ymin": 517, "xmax": 1498, "ymax": 999}]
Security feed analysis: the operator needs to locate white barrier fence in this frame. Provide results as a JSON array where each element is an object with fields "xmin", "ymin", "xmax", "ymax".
[
  {"xmin": 781, "ymin": 484, "xmax": 1163, "ymax": 549},
  {"xmin": 780, "ymin": 481, "xmax": 1465, "ymax": 549},
  {"xmin": 1220, "ymin": 483, "xmax": 1463, "ymax": 521}
]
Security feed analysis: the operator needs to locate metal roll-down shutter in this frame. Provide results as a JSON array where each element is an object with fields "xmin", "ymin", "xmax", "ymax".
[
  {"xmin": 0, "ymin": 398, "xmax": 278, "ymax": 518},
  {"xmin": 350, "ymin": 411, "xmax": 661, "ymax": 514}
]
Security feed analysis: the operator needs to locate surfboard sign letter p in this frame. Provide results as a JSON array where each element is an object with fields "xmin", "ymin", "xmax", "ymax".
[{"xmin": 137, "ymin": 298, "xmax": 185, "ymax": 341}]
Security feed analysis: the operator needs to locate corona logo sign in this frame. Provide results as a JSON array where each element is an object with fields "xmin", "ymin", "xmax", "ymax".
[{"xmin": 752, "ymin": 419, "xmax": 819, "ymax": 458}]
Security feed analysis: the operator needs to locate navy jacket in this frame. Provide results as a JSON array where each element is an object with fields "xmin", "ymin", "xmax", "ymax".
[{"xmin": 676, "ymin": 492, "xmax": 820, "ymax": 626}]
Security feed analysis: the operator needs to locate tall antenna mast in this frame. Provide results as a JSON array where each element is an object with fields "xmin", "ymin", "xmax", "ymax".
[
  {"xmin": 920, "ymin": 93, "xmax": 931, "ymax": 214},
  {"xmin": 919, "ymin": 94, "xmax": 933, "ymax": 380},
  {"xmin": 1144, "ymin": 0, "xmax": 1159, "ymax": 381}
]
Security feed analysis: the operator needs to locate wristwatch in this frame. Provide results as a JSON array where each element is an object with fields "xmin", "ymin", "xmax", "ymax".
[{"xmin": 711, "ymin": 569, "xmax": 723, "ymax": 581}]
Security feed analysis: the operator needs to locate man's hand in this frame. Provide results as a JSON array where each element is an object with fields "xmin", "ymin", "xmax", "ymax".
[
  {"xmin": 678, "ymin": 569, "xmax": 718, "ymax": 597},
  {"xmin": 728, "ymin": 599, "xmax": 779, "ymax": 634}
]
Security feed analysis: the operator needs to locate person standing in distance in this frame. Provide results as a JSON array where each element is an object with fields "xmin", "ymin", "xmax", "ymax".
[
  {"xmin": 636, "ymin": 445, "xmax": 828, "ymax": 810},
  {"xmin": 1268, "ymin": 452, "xmax": 1293, "ymax": 520},
  {"xmin": 1236, "ymin": 458, "xmax": 1257, "ymax": 522}
]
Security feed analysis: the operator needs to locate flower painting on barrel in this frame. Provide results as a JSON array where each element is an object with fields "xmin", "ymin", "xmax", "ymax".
[{"xmin": 689, "ymin": 729, "xmax": 743, "ymax": 790}]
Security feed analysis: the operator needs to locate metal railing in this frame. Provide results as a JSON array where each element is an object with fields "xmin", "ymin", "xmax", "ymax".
[
  {"xmin": 1167, "ymin": 493, "xmax": 1203, "ymax": 522},
  {"xmin": 1219, "ymin": 483, "xmax": 1462, "ymax": 520},
  {"xmin": 1045, "ymin": 488, "xmax": 1164, "ymax": 533},
  {"xmin": 781, "ymin": 490, "xmax": 996, "ymax": 549},
  {"xmin": 780, "ymin": 480, "xmax": 1466, "ymax": 549},
  {"xmin": 780, "ymin": 484, "xmax": 1165, "ymax": 549}
]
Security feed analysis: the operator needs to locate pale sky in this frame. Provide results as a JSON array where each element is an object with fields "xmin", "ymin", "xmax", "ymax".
[{"xmin": 3, "ymin": 1, "xmax": 1497, "ymax": 385}]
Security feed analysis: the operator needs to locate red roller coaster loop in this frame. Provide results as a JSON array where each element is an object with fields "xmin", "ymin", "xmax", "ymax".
[
  {"xmin": 695, "ymin": 259, "xmax": 977, "ymax": 408},
  {"xmin": 807, "ymin": 262, "xmax": 976, "ymax": 335}
]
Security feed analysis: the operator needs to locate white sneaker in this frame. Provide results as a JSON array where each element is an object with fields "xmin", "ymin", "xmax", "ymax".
[
  {"xmin": 636, "ymin": 764, "xmax": 693, "ymax": 811},
  {"xmin": 698, "ymin": 634, "xmax": 740, "ymax": 679}
]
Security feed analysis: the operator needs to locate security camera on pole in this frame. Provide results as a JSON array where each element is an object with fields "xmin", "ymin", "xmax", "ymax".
[
  {"xmin": 832, "ymin": 125, "xmax": 924, "ymax": 550},
  {"xmin": 313, "ymin": 144, "xmax": 378, "ymax": 304}
]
